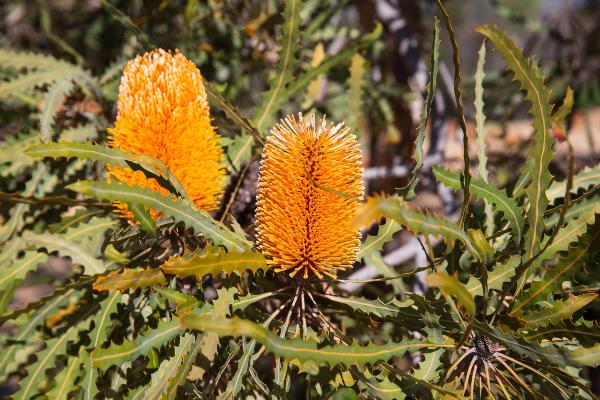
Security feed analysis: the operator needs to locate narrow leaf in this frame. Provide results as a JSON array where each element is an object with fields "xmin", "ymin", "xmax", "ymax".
[
  {"xmin": 426, "ymin": 271, "xmax": 475, "ymax": 315},
  {"xmin": 160, "ymin": 247, "xmax": 266, "ymax": 278},
  {"xmin": 93, "ymin": 267, "xmax": 166, "ymax": 293}
]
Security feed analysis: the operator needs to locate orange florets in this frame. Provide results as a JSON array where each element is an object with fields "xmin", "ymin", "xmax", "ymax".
[
  {"xmin": 255, "ymin": 113, "xmax": 364, "ymax": 279},
  {"xmin": 108, "ymin": 49, "xmax": 225, "ymax": 214}
]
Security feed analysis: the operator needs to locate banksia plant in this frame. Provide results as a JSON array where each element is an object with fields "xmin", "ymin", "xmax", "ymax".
[
  {"xmin": 107, "ymin": 49, "xmax": 226, "ymax": 214},
  {"xmin": 255, "ymin": 113, "xmax": 364, "ymax": 279}
]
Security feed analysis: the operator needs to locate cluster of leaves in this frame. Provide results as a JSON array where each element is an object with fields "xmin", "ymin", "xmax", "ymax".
[{"xmin": 1, "ymin": 1, "xmax": 599, "ymax": 399}]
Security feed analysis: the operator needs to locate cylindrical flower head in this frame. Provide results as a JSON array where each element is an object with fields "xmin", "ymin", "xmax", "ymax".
[
  {"xmin": 256, "ymin": 114, "xmax": 364, "ymax": 279},
  {"xmin": 108, "ymin": 49, "xmax": 225, "ymax": 213}
]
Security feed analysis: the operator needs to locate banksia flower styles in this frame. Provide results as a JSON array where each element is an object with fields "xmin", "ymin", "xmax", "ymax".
[
  {"xmin": 108, "ymin": 49, "xmax": 226, "ymax": 214},
  {"xmin": 256, "ymin": 114, "xmax": 364, "ymax": 279}
]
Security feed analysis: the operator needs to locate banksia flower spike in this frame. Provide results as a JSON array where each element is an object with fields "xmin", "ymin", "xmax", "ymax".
[
  {"xmin": 256, "ymin": 113, "xmax": 364, "ymax": 279},
  {"xmin": 108, "ymin": 49, "xmax": 226, "ymax": 215}
]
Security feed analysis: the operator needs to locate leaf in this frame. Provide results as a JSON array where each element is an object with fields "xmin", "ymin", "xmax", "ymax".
[
  {"xmin": 363, "ymin": 251, "xmax": 406, "ymax": 295},
  {"xmin": 181, "ymin": 315, "xmax": 451, "ymax": 366},
  {"xmin": 93, "ymin": 267, "xmax": 166, "ymax": 293},
  {"xmin": 166, "ymin": 334, "xmax": 204, "ymax": 399},
  {"xmin": 46, "ymin": 354, "xmax": 82, "ymax": 400},
  {"xmin": 39, "ymin": 78, "xmax": 75, "ymax": 142},
  {"xmin": 0, "ymin": 131, "xmax": 39, "ymax": 177},
  {"xmin": 524, "ymin": 318, "xmax": 600, "ymax": 347},
  {"xmin": 519, "ymin": 293, "xmax": 598, "ymax": 329},
  {"xmin": 433, "ymin": 166, "xmax": 523, "ymax": 241},
  {"xmin": 232, "ymin": 291, "xmax": 275, "ymax": 313},
  {"xmin": 546, "ymin": 163, "xmax": 600, "ymax": 203},
  {"xmin": 0, "ymin": 290, "xmax": 73, "ymax": 376},
  {"xmin": 347, "ymin": 53, "xmax": 367, "ymax": 136},
  {"xmin": 253, "ymin": 0, "xmax": 304, "ymax": 134},
  {"xmin": 160, "ymin": 247, "xmax": 266, "ymax": 278},
  {"xmin": 400, "ymin": 17, "xmax": 440, "ymax": 199},
  {"xmin": 26, "ymin": 142, "xmax": 191, "ymax": 202},
  {"xmin": 0, "ymin": 67, "xmax": 92, "ymax": 100},
  {"xmin": 426, "ymin": 271, "xmax": 475, "ymax": 315},
  {"xmin": 466, "ymin": 257, "xmax": 518, "ymax": 297},
  {"xmin": 358, "ymin": 375, "xmax": 405, "ymax": 400},
  {"xmin": 144, "ymin": 333, "xmax": 196, "ymax": 400},
  {"xmin": 67, "ymin": 180, "xmax": 249, "ymax": 251},
  {"xmin": 0, "ymin": 49, "xmax": 73, "ymax": 70},
  {"xmin": 0, "ymin": 163, "xmax": 46, "ymax": 242},
  {"xmin": 23, "ymin": 230, "xmax": 107, "ymax": 275},
  {"xmin": 14, "ymin": 317, "xmax": 90, "ymax": 400},
  {"xmin": 57, "ymin": 123, "xmax": 98, "ymax": 142},
  {"xmin": 153, "ymin": 287, "xmax": 199, "ymax": 313},
  {"xmin": 512, "ymin": 220, "xmax": 600, "ymax": 315},
  {"xmin": 92, "ymin": 319, "xmax": 182, "ymax": 370},
  {"xmin": 354, "ymin": 196, "xmax": 480, "ymax": 261},
  {"xmin": 553, "ymin": 86, "xmax": 574, "ymax": 125},
  {"xmin": 0, "ymin": 217, "xmax": 114, "ymax": 291},
  {"xmin": 477, "ymin": 25, "xmax": 554, "ymax": 260},
  {"xmin": 319, "ymin": 294, "xmax": 400, "ymax": 318},
  {"xmin": 130, "ymin": 203, "xmax": 156, "ymax": 234},
  {"xmin": 81, "ymin": 292, "xmax": 121, "ymax": 399},
  {"xmin": 357, "ymin": 220, "xmax": 401, "ymax": 260},
  {"xmin": 413, "ymin": 312, "xmax": 444, "ymax": 382}
]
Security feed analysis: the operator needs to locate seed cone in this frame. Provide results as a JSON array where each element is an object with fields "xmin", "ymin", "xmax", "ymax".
[
  {"xmin": 108, "ymin": 49, "xmax": 225, "ymax": 216},
  {"xmin": 255, "ymin": 114, "xmax": 364, "ymax": 279}
]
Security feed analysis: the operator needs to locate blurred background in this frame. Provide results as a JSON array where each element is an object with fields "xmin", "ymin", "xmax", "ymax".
[{"xmin": 1, "ymin": 0, "xmax": 599, "ymax": 395}]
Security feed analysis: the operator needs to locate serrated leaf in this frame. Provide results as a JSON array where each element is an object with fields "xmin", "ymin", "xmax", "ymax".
[
  {"xmin": 160, "ymin": 247, "xmax": 266, "ymax": 278},
  {"xmin": 0, "ymin": 67, "xmax": 89, "ymax": 100},
  {"xmin": 466, "ymin": 257, "xmax": 518, "ymax": 297},
  {"xmin": 39, "ymin": 78, "xmax": 75, "ymax": 142},
  {"xmin": 354, "ymin": 196, "xmax": 481, "ymax": 261},
  {"xmin": 426, "ymin": 271, "xmax": 475, "ymax": 315},
  {"xmin": 363, "ymin": 251, "xmax": 406, "ymax": 295},
  {"xmin": 348, "ymin": 53, "xmax": 366, "ymax": 137},
  {"xmin": 67, "ymin": 180, "xmax": 249, "ymax": 251},
  {"xmin": 359, "ymin": 375, "xmax": 405, "ymax": 400},
  {"xmin": 93, "ymin": 267, "xmax": 166, "ymax": 293},
  {"xmin": 0, "ymin": 217, "xmax": 113, "ymax": 291},
  {"xmin": 144, "ymin": 333, "xmax": 196, "ymax": 400},
  {"xmin": 512, "ymin": 220, "xmax": 600, "ymax": 315},
  {"xmin": 223, "ymin": 133, "xmax": 254, "ymax": 172},
  {"xmin": 433, "ymin": 166, "xmax": 522, "ymax": 240},
  {"xmin": 357, "ymin": 220, "xmax": 401, "ymax": 260},
  {"xmin": 413, "ymin": 312, "xmax": 444, "ymax": 382},
  {"xmin": 58, "ymin": 123, "xmax": 98, "ymax": 142},
  {"xmin": 0, "ymin": 49, "xmax": 73, "ymax": 70},
  {"xmin": 546, "ymin": 163, "xmax": 600, "ymax": 203},
  {"xmin": 253, "ymin": 0, "xmax": 304, "ymax": 134},
  {"xmin": 477, "ymin": 25, "xmax": 554, "ymax": 260},
  {"xmin": 181, "ymin": 315, "xmax": 451, "ymax": 366},
  {"xmin": 14, "ymin": 317, "xmax": 90, "ymax": 400},
  {"xmin": 520, "ymin": 293, "xmax": 598, "ymax": 329},
  {"xmin": 46, "ymin": 354, "xmax": 82, "ymax": 400},
  {"xmin": 92, "ymin": 319, "xmax": 182, "ymax": 370},
  {"xmin": 524, "ymin": 318, "xmax": 600, "ymax": 347},
  {"xmin": 320, "ymin": 294, "xmax": 400, "ymax": 318},
  {"xmin": 232, "ymin": 291, "xmax": 275, "ymax": 313},
  {"xmin": 23, "ymin": 230, "xmax": 107, "ymax": 275},
  {"xmin": 26, "ymin": 142, "xmax": 191, "ymax": 202},
  {"xmin": 205, "ymin": 82, "xmax": 260, "ymax": 141},
  {"xmin": 0, "ymin": 290, "xmax": 73, "ymax": 376},
  {"xmin": 166, "ymin": 334, "xmax": 204, "ymax": 399},
  {"xmin": 153, "ymin": 287, "xmax": 199, "ymax": 313},
  {"xmin": 400, "ymin": 17, "xmax": 440, "ymax": 198}
]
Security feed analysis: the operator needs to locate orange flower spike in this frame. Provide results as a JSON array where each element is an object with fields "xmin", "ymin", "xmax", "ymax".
[
  {"xmin": 108, "ymin": 49, "xmax": 226, "ymax": 212},
  {"xmin": 256, "ymin": 114, "xmax": 364, "ymax": 279}
]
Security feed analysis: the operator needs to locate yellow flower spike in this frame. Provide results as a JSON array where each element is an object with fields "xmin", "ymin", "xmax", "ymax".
[
  {"xmin": 107, "ymin": 49, "xmax": 226, "ymax": 214},
  {"xmin": 255, "ymin": 113, "xmax": 364, "ymax": 279}
]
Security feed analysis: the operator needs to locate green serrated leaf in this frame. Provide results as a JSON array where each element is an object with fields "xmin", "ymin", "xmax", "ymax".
[
  {"xmin": 400, "ymin": 17, "xmax": 440, "ymax": 199},
  {"xmin": 357, "ymin": 220, "xmax": 401, "ymax": 260},
  {"xmin": 23, "ymin": 230, "xmax": 107, "ymax": 275},
  {"xmin": 320, "ymin": 294, "xmax": 400, "ymax": 318},
  {"xmin": 26, "ymin": 142, "xmax": 191, "ymax": 202},
  {"xmin": 160, "ymin": 247, "xmax": 266, "ymax": 278},
  {"xmin": 466, "ymin": 257, "xmax": 518, "ymax": 297},
  {"xmin": 223, "ymin": 133, "xmax": 254, "ymax": 172},
  {"xmin": 433, "ymin": 166, "xmax": 523, "ymax": 241},
  {"xmin": 166, "ymin": 334, "xmax": 204, "ymax": 399},
  {"xmin": 0, "ymin": 49, "xmax": 74, "ymax": 70},
  {"xmin": 182, "ymin": 316, "xmax": 451, "ymax": 366},
  {"xmin": 92, "ymin": 319, "xmax": 182, "ymax": 370},
  {"xmin": 39, "ymin": 78, "xmax": 75, "ymax": 142},
  {"xmin": 253, "ymin": 0, "xmax": 304, "ymax": 134},
  {"xmin": 0, "ymin": 68, "xmax": 88, "ymax": 100},
  {"xmin": 524, "ymin": 318, "xmax": 600, "ymax": 347},
  {"xmin": 520, "ymin": 293, "xmax": 597, "ymax": 329},
  {"xmin": 14, "ymin": 316, "xmax": 90, "ymax": 400},
  {"xmin": 426, "ymin": 271, "xmax": 475, "ymax": 315},
  {"xmin": 153, "ymin": 287, "xmax": 199, "ymax": 313},
  {"xmin": 477, "ymin": 25, "xmax": 554, "ymax": 260},
  {"xmin": 67, "ymin": 180, "xmax": 249, "ymax": 251},
  {"xmin": 546, "ymin": 163, "xmax": 600, "ymax": 203},
  {"xmin": 144, "ymin": 333, "xmax": 196, "ymax": 400},
  {"xmin": 355, "ymin": 196, "xmax": 481, "ymax": 261},
  {"xmin": 512, "ymin": 220, "xmax": 600, "ymax": 315},
  {"xmin": 0, "ymin": 290, "xmax": 73, "ymax": 376},
  {"xmin": 46, "ymin": 354, "xmax": 82, "ymax": 400},
  {"xmin": 232, "ymin": 291, "xmax": 275, "ymax": 313}
]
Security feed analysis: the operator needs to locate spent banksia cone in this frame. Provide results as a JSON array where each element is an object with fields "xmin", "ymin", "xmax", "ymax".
[
  {"xmin": 256, "ymin": 114, "xmax": 364, "ymax": 279},
  {"xmin": 107, "ymin": 49, "xmax": 226, "ymax": 215}
]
